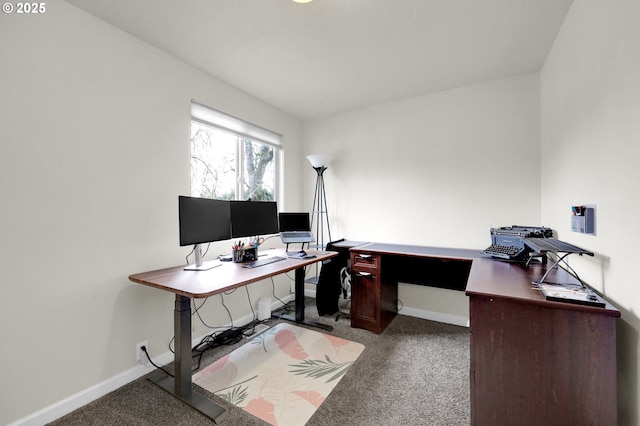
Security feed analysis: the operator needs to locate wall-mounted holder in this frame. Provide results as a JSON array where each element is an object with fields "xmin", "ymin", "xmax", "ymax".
[{"xmin": 571, "ymin": 205, "xmax": 596, "ymax": 235}]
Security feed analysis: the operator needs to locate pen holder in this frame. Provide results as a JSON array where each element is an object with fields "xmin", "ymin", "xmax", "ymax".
[{"xmin": 232, "ymin": 246, "xmax": 258, "ymax": 263}]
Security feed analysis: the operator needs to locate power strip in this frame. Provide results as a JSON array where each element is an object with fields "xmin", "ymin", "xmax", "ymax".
[
  {"xmin": 214, "ymin": 328, "xmax": 244, "ymax": 345},
  {"xmin": 245, "ymin": 324, "xmax": 270, "ymax": 339}
]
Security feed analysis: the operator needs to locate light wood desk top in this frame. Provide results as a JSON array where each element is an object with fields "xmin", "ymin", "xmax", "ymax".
[{"xmin": 129, "ymin": 249, "xmax": 337, "ymax": 298}]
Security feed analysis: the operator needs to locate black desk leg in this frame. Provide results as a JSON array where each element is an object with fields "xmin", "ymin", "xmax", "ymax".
[
  {"xmin": 279, "ymin": 266, "xmax": 333, "ymax": 332},
  {"xmin": 149, "ymin": 294, "xmax": 227, "ymax": 423},
  {"xmin": 295, "ymin": 266, "xmax": 305, "ymax": 322}
]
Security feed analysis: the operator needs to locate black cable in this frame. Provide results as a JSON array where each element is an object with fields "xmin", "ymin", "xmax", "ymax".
[
  {"xmin": 163, "ymin": 289, "xmax": 274, "ymax": 371},
  {"xmin": 186, "ymin": 245, "xmax": 195, "ymax": 265},
  {"xmin": 219, "ymin": 293, "xmax": 234, "ymax": 328},
  {"xmin": 193, "ymin": 297, "xmax": 221, "ymax": 329},
  {"xmin": 185, "ymin": 243, "xmax": 211, "ymax": 265},
  {"xmin": 271, "ymin": 277, "xmax": 290, "ymax": 313},
  {"xmin": 244, "ymin": 285, "xmax": 256, "ymax": 323},
  {"xmin": 141, "ymin": 346, "xmax": 174, "ymax": 378},
  {"xmin": 192, "ymin": 297, "xmax": 210, "ymax": 318}
]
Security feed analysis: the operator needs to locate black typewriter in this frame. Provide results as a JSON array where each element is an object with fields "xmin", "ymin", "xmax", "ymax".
[{"xmin": 482, "ymin": 225, "xmax": 553, "ymax": 260}]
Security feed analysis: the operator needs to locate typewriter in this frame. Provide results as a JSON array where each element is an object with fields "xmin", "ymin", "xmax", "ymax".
[{"xmin": 482, "ymin": 225, "xmax": 553, "ymax": 261}]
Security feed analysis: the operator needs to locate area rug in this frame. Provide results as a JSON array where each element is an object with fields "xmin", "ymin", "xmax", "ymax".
[{"xmin": 193, "ymin": 323, "xmax": 365, "ymax": 426}]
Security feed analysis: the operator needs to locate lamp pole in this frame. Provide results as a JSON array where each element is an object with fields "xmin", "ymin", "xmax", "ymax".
[{"xmin": 307, "ymin": 155, "xmax": 332, "ymax": 283}]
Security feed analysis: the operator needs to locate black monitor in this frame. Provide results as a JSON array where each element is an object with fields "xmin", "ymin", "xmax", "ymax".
[
  {"xmin": 230, "ymin": 200, "xmax": 279, "ymax": 238},
  {"xmin": 178, "ymin": 196, "xmax": 231, "ymax": 270},
  {"xmin": 179, "ymin": 196, "xmax": 231, "ymax": 246}
]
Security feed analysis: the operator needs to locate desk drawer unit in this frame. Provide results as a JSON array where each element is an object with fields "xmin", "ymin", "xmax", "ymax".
[
  {"xmin": 350, "ymin": 251, "xmax": 397, "ymax": 334},
  {"xmin": 351, "ymin": 252, "xmax": 379, "ymax": 270}
]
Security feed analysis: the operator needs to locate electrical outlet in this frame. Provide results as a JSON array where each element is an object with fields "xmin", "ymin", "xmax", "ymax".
[
  {"xmin": 290, "ymin": 282, "xmax": 295, "ymax": 294},
  {"xmin": 136, "ymin": 340, "xmax": 148, "ymax": 365}
]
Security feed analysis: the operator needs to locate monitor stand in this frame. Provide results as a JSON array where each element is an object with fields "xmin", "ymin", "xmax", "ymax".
[{"xmin": 184, "ymin": 243, "xmax": 221, "ymax": 271}]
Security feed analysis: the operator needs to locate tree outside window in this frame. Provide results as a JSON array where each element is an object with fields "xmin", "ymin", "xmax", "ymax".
[{"xmin": 191, "ymin": 121, "xmax": 277, "ymax": 201}]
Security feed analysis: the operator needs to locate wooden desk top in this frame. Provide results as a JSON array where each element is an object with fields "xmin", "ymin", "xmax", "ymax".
[
  {"xmin": 351, "ymin": 242, "xmax": 620, "ymax": 317},
  {"xmin": 466, "ymin": 257, "xmax": 620, "ymax": 316},
  {"xmin": 352, "ymin": 242, "xmax": 482, "ymax": 260},
  {"xmin": 129, "ymin": 249, "xmax": 337, "ymax": 299}
]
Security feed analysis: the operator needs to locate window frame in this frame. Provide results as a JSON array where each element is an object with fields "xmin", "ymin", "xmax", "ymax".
[{"xmin": 190, "ymin": 101, "xmax": 282, "ymax": 202}]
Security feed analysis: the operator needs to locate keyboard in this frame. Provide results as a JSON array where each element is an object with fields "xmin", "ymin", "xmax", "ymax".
[
  {"xmin": 482, "ymin": 244, "xmax": 524, "ymax": 260},
  {"xmin": 241, "ymin": 256, "xmax": 287, "ymax": 269}
]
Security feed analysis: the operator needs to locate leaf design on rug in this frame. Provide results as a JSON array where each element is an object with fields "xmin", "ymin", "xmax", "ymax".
[
  {"xmin": 208, "ymin": 353, "xmax": 231, "ymax": 371},
  {"xmin": 192, "ymin": 353, "xmax": 238, "ymax": 392},
  {"xmin": 274, "ymin": 329, "xmax": 308, "ymax": 360},
  {"xmin": 324, "ymin": 334, "xmax": 350, "ymax": 348},
  {"xmin": 213, "ymin": 374, "xmax": 259, "ymax": 406},
  {"xmin": 245, "ymin": 397, "xmax": 278, "ymax": 425},
  {"xmin": 289, "ymin": 355, "xmax": 354, "ymax": 383},
  {"xmin": 216, "ymin": 384, "xmax": 250, "ymax": 406},
  {"xmin": 292, "ymin": 390, "xmax": 325, "ymax": 408},
  {"xmin": 250, "ymin": 328, "xmax": 273, "ymax": 351}
]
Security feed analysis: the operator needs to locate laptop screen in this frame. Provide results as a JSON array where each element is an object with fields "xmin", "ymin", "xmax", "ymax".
[{"xmin": 279, "ymin": 213, "xmax": 311, "ymax": 232}]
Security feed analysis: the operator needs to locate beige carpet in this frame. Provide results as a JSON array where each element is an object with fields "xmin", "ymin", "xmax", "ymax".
[{"xmin": 193, "ymin": 323, "xmax": 365, "ymax": 426}]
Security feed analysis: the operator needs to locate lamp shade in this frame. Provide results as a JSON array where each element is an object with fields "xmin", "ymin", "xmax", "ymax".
[{"xmin": 306, "ymin": 155, "xmax": 332, "ymax": 168}]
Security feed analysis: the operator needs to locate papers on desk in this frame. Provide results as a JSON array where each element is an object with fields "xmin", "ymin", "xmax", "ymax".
[{"xmin": 536, "ymin": 283, "xmax": 605, "ymax": 307}]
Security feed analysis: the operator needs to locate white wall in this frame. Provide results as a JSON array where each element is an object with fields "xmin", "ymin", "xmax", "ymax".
[
  {"xmin": 540, "ymin": 1, "xmax": 640, "ymax": 423},
  {"xmin": 303, "ymin": 73, "xmax": 542, "ymax": 323},
  {"xmin": 0, "ymin": 1, "xmax": 302, "ymax": 424},
  {"xmin": 6, "ymin": 0, "xmax": 638, "ymax": 424}
]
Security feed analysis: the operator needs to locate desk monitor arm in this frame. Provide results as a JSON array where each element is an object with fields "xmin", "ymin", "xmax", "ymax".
[{"xmin": 184, "ymin": 243, "xmax": 221, "ymax": 271}]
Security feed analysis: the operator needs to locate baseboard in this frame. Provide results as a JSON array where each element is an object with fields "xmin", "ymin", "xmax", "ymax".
[
  {"xmin": 305, "ymin": 286, "xmax": 468, "ymax": 327},
  {"xmin": 11, "ymin": 294, "xmax": 464, "ymax": 426},
  {"xmin": 9, "ymin": 295, "xmax": 295, "ymax": 426},
  {"xmin": 8, "ymin": 363, "xmax": 156, "ymax": 426},
  {"xmin": 399, "ymin": 305, "xmax": 470, "ymax": 327}
]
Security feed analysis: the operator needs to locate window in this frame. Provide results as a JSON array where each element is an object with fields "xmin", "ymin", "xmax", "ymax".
[{"xmin": 190, "ymin": 101, "xmax": 281, "ymax": 201}]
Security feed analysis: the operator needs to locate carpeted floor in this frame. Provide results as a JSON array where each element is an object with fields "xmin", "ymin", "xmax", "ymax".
[{"xmin": 49, "ymin": 300, "xmax": 470, "ymax": 425}]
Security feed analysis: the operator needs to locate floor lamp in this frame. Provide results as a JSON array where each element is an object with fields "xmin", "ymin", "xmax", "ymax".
[{"xmin": 306, "ymin": 154, "xmax": 332, "ymax": 284}]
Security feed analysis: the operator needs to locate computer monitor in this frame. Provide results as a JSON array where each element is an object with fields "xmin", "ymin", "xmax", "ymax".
[
  {"xmin": 178, "ymin": 196, "xmax": 231, "ymax": 270},
  {"xmin": 230, "ymin": 200, "xmax": 279, "ymax": 238},
  {"xmin": 179, "ymin": 196, "xmax": 231, "ymax": 246}
]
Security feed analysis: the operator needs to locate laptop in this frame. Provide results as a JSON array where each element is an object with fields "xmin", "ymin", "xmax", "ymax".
[{"xmin": 279, "ymin": 212, "xmax": 315, "ymax": 244}]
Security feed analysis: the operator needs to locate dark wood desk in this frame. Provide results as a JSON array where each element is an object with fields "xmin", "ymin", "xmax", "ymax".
[
  {"xmin": 348, "ymin": 242, "xmax": 619, "ymax": 424},
  {"xmin": 129, "ymin": 249, "xmax": 337, "ymax": 423},
  {"xmin": 349, "ymin": 243, "xmax": 480, "ymax": 333},
  {"xmin": 466, "ymin": 258, "xmax": 620, "ymax": 425}
]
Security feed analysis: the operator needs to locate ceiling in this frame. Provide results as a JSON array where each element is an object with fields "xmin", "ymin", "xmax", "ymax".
[{"xmin": 65, "ymin": 0, "xmax": 573, "ymax": 121}]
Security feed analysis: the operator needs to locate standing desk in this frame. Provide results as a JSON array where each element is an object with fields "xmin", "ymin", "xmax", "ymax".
[{"xmin": 128, "ymin": 249, "xmax": 337, "ymax": 423}]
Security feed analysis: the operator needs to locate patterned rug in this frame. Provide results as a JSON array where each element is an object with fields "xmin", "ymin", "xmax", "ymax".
[{"xmin": 193, "ymin": 323, "xmax": 365, "ymax": 426}]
